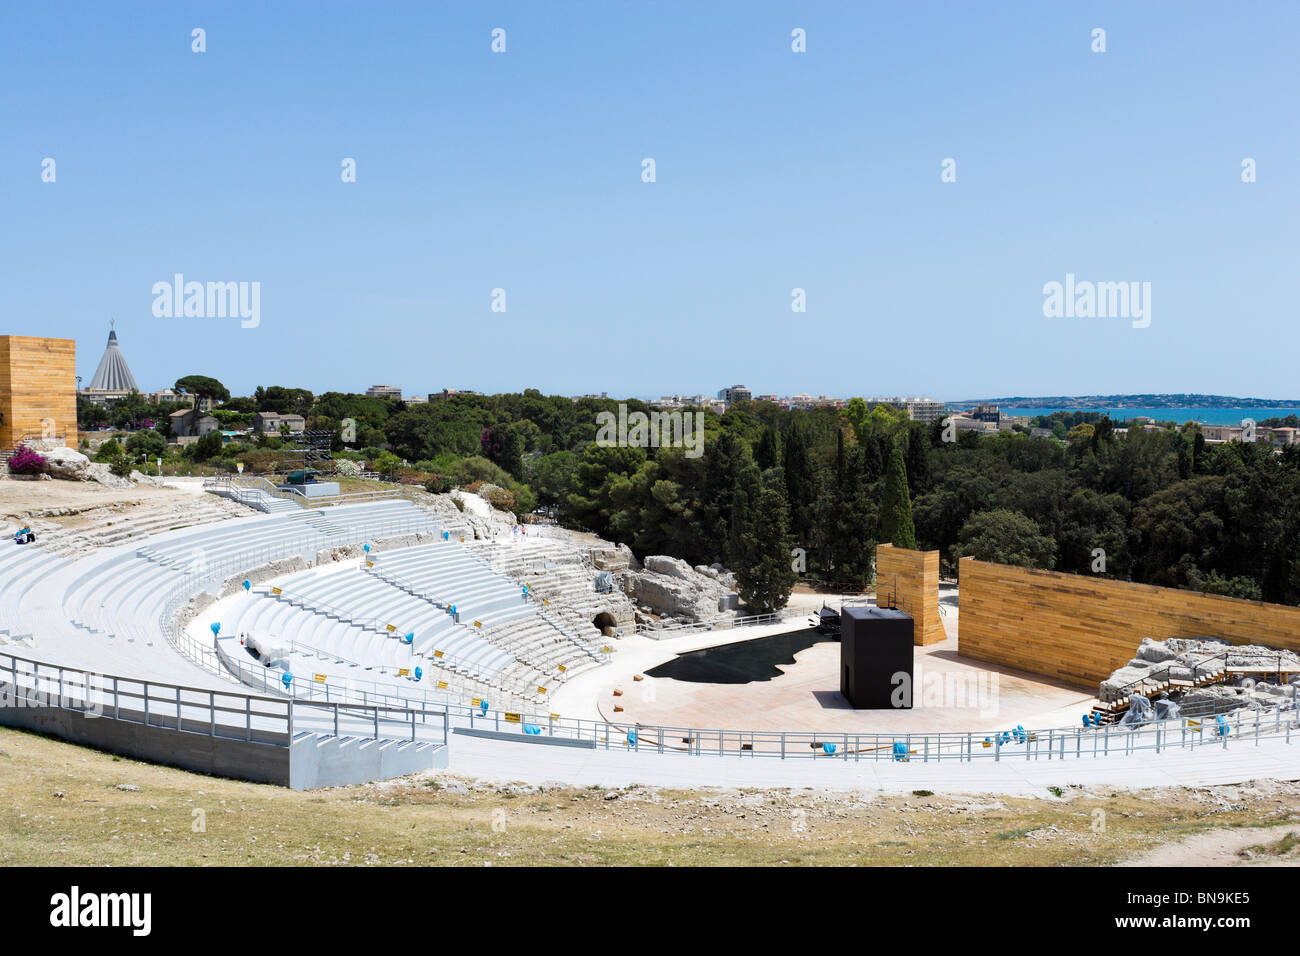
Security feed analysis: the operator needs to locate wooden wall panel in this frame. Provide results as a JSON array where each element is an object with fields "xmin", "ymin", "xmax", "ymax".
[
  {"xmin": 959, "ymin": 558, "xmax": 1300, "ymax": 690},
  {"xmin": 875, "ymin": 544, "xmax": 944, "ymax": 645},
  {"xmin": 0, "ymin": 336, "xmax": 77, "ymax": 451}
]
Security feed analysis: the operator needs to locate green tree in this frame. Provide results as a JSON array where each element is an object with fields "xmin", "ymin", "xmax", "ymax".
[
  {"xmin": 174, "ymin": 375, "xmax": 231, "ymax": 406},
  {"xmin": 878, "ymin": 440, "xmax": 917, "ymax": 549},
  {"xmin": 733, "ymin": 486, "xmax": 797, "ymax": 613},
  {"xmin": 191, "ymin": 431, "xmax": 223, "ymax": 462},
  {"xmin": 529, "ymin": 450, "xmax": 577, "ymax": 513},
  {"xmin": 955, "ymin": 509, "xmax": 1057, "ymax": 569},
  {"xmin": 125, "ymin": 429, "xmax": 167, "ymax": 460},
  {"xmin": 755, "ymin": 425, "xmax": 782, "ymax": 471}
]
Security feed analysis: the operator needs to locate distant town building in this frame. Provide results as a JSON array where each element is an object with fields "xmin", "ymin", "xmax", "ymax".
[
  {"xmin": 951, "ymin": 414, "xmax": 998, "ymax": 435},
  {"xmin": 365, "ymin": 385, "xmax": 402, "ymax": 400},
  {"xmin": 253, "ymin": 412, "xmax": 306, "ymax": 435},
  {"xmin": 1192, "ymin": 423, "xmax": 1298, "ymax": 446},
  {"xmin": 403, "ymin": 395, "xmax": 427, "ymax": 405},
  {"xmin": 430, "ymin": 389, "xmax": 480, "ymax": 401},
  {"xmin": 869, "ymin": 397, "xmax": 948, "ymax": 423},
  {"xmin": 717, "ymin": 385, "xmax": 752, "ymax": 405},
  {"xmin": 971, "ymin": 404, "xmax": 1001, "ymax": 425},
  {"xmin": 147, "ymin": 389, "xmax": 216, "ymax": 411},
  {"xmin": 169, "ymin": 408, "xmax": 220, "ymax": 438}
]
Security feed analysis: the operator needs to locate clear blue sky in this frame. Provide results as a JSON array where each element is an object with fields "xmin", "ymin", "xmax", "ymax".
[{"xmin": 3, "ymin": 2, "xmax": 1297, "ymax": 401}]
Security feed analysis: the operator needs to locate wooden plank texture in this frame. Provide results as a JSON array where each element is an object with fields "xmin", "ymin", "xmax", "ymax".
[
  {"xmin": 875, "ymin": 544, "xmax": 944, "ymax": 645},
  {"xmin": 0, "ymin": 335, "xmax": 77, "ymax": 450},
  {"xmin": 959, "ymin": 557, "xmax": 1300, "ymax": 690}
]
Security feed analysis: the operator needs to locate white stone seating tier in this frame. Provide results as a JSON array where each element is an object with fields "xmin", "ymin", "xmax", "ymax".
[
  {"xmin": 456, "ymin": 539, "xmax": 611, "ymax": 650},
  {"xmin": 0, "ymin": 501, "xmax": 446, "ymax": 693},
  {"xmin": 367, "ymin": 541, "xmax": 539, "ymax": 624},
  {"xmin": 239, "ymin": 571, "xmax": 515, "ymax": 677},
  {"xmin": 220, "ymin": 589, "xmax": 551, "ymax": 706},
  {"xmin": 215, "ymin": 636, "xmax": 538, "ymax": 713},
  {"xmin": 0, "ymin": 545, "xmax": 76, "ymax": 638},
  {"xmin": 29, "ymin": 496, "xmax": 247, "ymax": 557}
]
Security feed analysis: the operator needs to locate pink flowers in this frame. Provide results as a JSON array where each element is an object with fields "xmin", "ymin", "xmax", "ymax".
[{"xmin": 8, "ymin": 445, "xmax": 46, "ymax": 475}]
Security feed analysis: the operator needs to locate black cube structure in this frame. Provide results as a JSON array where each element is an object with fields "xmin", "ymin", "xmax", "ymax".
[{"xmin": 840, "ymin": 606, "xmax": 914, "ymax": 709}]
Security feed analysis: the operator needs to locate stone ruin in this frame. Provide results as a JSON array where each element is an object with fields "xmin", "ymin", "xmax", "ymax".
[{"xmin": 1101, "ymin": 636, "xmax": 1300, "ymax": 722}]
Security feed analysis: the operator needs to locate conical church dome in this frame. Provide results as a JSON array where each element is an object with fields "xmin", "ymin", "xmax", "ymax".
[{"xmin": 89, "ymin": 329, "xmax": 139, "ymax": 392}]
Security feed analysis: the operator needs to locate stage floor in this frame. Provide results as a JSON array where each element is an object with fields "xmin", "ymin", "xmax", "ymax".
[{"xmin": 592, "ymin": 609, "xmax": 1097, "ymax": 737}]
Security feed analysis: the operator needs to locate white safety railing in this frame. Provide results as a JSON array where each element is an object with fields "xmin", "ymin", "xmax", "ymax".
[
  {"xmin": 0, "ymin": 649, "xmax": 450, "ymax": 746},
  {"xmin": 635, "ymin": 609, "xmax": 793, "ymax": 636}
]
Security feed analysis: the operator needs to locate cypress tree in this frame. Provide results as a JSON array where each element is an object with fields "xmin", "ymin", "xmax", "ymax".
[
  {"xmin": 879, "ymin": 439, "xmax": 918, "ymax": 549},
  {"xmin": 781, "ymin": 420, "xmax": 819, "ymax": 546},
  {"xmin": 734, "ymin": 485, "xmax": 797, "ymax": 613}
]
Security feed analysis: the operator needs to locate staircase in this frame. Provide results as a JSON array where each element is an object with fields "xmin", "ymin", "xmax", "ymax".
[{"xmin": 1090, "ymin": 653, "xmax": 1229, "ymax": 725}]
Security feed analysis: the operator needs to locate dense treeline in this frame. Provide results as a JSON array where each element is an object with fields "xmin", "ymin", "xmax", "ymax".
[{"xmin": 95, "ymin": 383, "xmax": 1300, "ymax": 610}]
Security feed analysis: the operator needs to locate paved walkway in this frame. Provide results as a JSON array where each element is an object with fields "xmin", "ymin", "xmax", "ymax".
[{"xmin": 446, "ymin": 730, "xmax": 1300, "ymax": 795}]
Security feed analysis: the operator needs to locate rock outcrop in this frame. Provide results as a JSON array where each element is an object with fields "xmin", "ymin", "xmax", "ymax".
[
  {"xmin": 1100, "ymin": 636, "xmax": 1300, "ymax": 714},
  {"xmin": 41, "ymin": 447, "xmax": 91, "ymax": 480},
  {"xmin": 624, "ymin": 555, "xmax": 740, "ymax": 625}
]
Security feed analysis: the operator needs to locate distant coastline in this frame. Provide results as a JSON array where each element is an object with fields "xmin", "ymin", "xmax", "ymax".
[
  {"xmin": 998, "ymin": 407, "xmax": 1300, "ymax": 426},
  {"xmin": 950, "ymin": 394, "xmax": 1300, "ymax": 409}
]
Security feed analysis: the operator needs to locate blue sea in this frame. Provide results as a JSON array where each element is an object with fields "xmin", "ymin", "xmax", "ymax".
[{"xmin": 1003, "ymin": 407, "xmax": 1300, "ymax": 426}]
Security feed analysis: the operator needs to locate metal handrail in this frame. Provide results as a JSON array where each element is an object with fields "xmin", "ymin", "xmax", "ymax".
[
  {"xmin": 0, "ymin": 648, "xmax": 450, "ymax": 746},
  {"xmin": 635, "ymin": 609, "xmax": 793, "ymax": 636},
  {"xmin": 1104, "ymin": 651, "xmax": 1230, "ymax": 701}
]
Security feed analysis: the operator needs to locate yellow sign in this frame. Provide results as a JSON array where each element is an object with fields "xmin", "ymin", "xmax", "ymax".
[
  {"xmin": 557, "ymin": 664, "xmax": 566, "ymax": 673},
  {"xmin": 473, "ymin": 620, "xmax": 483, "ymax": 629},
  {"xmin": 471, "ymin": 698, "xmax": 482, "ymax": 707},
  {"xmin": 602, "ymin": 646, "xmax": 612, "ymax": 653},
  {"xmin": 398, "ymin": 668, "xmax": 410, "ymax": 677},
  {"xmin": 504, "ymin": 712, "xmax": 522, "ymax": 723},
  {"xmin": 271, "ymin": 587, "xmax": 282, "ymax": 595},
  {"xmin": 313, "ymin": 673, "xmax": 327, "ymax": 684},
  {"xmin": 437, "ymin": 681, "xmax": 448, "ymax": 690},
  {"xmin": 537, "ymin": 686, "xmax": 547, "ymax": 695},
  {"xmin": 459, "ymin": 537, "xmax": 465, "ymax": 543},
  {"xmin": 550, "ymin": 713, "xmax": 560, "ymax": 719},
  {"xmin": 366, "ymin": 561, "xmax": 374, "ymax": 568},
  {"xmin": 385, "ymin": 624, "xmax": 396, "ymax": 633},
  {"xmin": 433, "ymin": 650, "xmax": 444, "ymax": 659},
  {"xmin": 543, "ymin": 599, "xmax": 550, "ymax": 606}
]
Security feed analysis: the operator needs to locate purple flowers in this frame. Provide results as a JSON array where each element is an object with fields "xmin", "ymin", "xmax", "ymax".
[{"xmin": 8, "ymin": 445, "xmax": 46, "ymax": 475}]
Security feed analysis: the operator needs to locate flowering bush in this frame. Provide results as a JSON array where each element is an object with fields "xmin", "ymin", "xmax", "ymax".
[
  {"xmin": 333, "ymin": 458, "xmax": 362, "ymax": 477},
  {"xmin": 8, "ymin": 445, "xmax": 46, "ymax": 475}
]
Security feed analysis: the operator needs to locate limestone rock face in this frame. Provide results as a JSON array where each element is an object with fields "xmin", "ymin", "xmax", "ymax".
[
  {"xmin": 643, "ymin": 555, "xmax": 694, "ymax": 580},
  {"xmin": 592, "ymin": 544, "xmax": 638, "ymax": 572},
  {"xmin": 41, "ymin": 447, "xmax": 91, "ymax": 480},
  {"xmin": 625, "ymin": 555, "xmax": 740, "ymax": 623},
  {"xmin": 84, "ymin": 463, "xmax": 131, "ymax": 489},
  {"xmin": 1100, "ymin": 636, "xmax": 1300, "ymax": 708}
]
